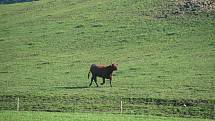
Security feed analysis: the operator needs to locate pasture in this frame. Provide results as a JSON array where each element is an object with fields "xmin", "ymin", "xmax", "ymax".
[
  {"xmin": 0, "ymin": 0, "xmax": 215, "ymax": 119},
  {"xmin": 0, "ymin": 111, "xmax": 214, "ymax": 121}
]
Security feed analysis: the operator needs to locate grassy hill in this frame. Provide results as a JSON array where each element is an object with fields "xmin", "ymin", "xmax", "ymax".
[{"xmin": 0, "ymin": 0, "xmax": 215, "ymax": 119}]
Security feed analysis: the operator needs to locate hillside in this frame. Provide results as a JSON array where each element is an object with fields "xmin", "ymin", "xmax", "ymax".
[{"xmin": 0, "ymin": 0, "xmax": 215, "ymax": 119}]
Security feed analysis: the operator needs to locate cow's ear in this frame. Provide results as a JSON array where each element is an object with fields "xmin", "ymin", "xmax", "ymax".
[{"xmin": 112, "ymin": 63, "xmax": 118, "ymax": 67}]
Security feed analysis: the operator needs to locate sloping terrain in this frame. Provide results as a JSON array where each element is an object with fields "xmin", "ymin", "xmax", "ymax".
[{"xmin": 0, "ymin": 0, "xmax": 215, "ymax": 119}]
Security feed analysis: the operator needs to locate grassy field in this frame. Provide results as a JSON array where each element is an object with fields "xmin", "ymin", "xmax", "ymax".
[
  {"xmin": 0, "ymin": 0, "xmax": 215, "ymax": 119},
  {"xmin": 1, "ymin": 111, "xmax": 214, "ymax": 121}
]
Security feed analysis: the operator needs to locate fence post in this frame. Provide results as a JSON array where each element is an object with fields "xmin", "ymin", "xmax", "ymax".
[
  {"xmin": 120, "ymin": 100, "xmax": 123, "ymax": 114},
  {"xmin": 17, "ymin": 97, "xmax": 19, "ymax": 111}
]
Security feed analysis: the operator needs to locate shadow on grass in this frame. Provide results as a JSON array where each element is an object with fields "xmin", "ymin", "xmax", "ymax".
[{"xmin": 56, "ymin": 86, "xmax": 89, "ymax": 90}]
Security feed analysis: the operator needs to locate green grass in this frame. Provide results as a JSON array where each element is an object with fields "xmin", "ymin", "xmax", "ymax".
[
  {"xmin": 1, "ymin": 111, "xmax": 214, "ymax": 121},
  {"xmin": 0, "ymin": 0, "xmax": 215, "ymax": 119}
]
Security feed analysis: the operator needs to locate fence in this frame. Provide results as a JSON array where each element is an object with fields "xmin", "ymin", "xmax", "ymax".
[{"xmin": 0, "ymin": 96, "xmax": 214, "ymax": 119}]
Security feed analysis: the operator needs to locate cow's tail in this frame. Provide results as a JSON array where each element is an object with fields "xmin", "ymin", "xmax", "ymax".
[{"xmin": 88, "ymin": 71, "xmax": 91, "ymax": 79}]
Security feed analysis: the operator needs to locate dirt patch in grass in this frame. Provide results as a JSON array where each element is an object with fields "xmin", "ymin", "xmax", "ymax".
[{"xmin": 176, "ymin": 0, "xmax": 215, "ymax": 14}]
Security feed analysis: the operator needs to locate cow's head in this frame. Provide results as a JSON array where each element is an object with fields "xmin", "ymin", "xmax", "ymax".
[{"xmin": 111, "ymin": 63, "xmax": 118, "ymax": 71}]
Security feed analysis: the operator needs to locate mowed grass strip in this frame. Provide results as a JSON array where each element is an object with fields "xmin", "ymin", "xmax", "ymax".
[{"xmin": 0, "ymin": 111, "xmax": 214, "ymax": 121}]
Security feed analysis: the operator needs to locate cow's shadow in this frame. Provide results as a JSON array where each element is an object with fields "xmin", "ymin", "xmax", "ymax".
[{"xmin": 56, "ymin": 86, "xmax": 89, "ymax": 90}]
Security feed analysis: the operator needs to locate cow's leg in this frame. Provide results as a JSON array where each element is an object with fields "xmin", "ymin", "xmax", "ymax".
[
  {"xmin": 89, "ymin": 77, "xmax": 94, "ymax": 86},
  {"xmin": 109, "ymin": 76, "xmax": 112, "ymax": 87},
  {"xmin": 94, "ymin": 77, "xmax": 99, "ymax": 87},
  {"xmin": 101, "ymin": 78, "xmax": 105, "ymax": 85}
]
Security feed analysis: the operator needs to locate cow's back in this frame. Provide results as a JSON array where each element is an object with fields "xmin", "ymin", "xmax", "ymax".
[{"xmin": 90, "ymin": 64, "xmax": 105, "ymax": 77}]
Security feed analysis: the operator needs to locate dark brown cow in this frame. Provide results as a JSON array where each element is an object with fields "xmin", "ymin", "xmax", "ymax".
[{"xmin": 88, "ymin": 64, "xmax": 118, "ymax": 87}]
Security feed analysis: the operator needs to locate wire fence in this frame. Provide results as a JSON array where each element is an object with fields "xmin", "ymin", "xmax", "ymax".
[{"xmin": 0, "ymin": 96, "xmax": 214, "ymax": 119}]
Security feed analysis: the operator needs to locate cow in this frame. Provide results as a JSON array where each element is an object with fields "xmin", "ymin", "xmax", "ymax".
[{"xmin": 88, "ymin": 64, "xmax": 118, "ymax": 87}]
